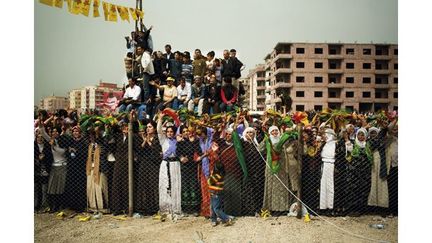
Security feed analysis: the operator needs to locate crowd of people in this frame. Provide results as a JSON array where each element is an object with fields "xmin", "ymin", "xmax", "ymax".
[
  {"xmin": 34, "ymin": 107, "xmax": 398, "ymax": 225},
  {"xmin": 121, "ymin": 25, "xmax": 246, "ymax": 121},
  {"xmin": 34, "ymin": 26, "xmax": 398, "ymax": 225}
]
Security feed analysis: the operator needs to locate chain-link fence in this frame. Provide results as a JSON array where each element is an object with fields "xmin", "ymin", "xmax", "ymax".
[{"xmin": 34, "ymin": 116, "xmax": 398, "ymax": 221}]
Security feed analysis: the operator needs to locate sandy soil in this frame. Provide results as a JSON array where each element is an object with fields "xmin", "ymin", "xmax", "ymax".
[{"xmin": 34, "ymin": 213, "xmax": 397, "ymax": 243}]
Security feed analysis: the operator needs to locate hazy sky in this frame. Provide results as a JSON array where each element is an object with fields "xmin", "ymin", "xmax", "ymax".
[{"xmin": 35, "ymin": 0, "xmax": 397, "ymax": 103}]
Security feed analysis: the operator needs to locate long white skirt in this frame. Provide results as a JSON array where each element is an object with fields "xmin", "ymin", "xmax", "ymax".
[
  {"xmin": 319, "ymin": 163, "xmax": 334, "ymax": 210},
  {"xmin": 87, "ymin": 169, "xmax": 109, "ymax": 213},
  {"xmin": 159, "ymin": 160, "xmax": 182, "ymax": 214}
]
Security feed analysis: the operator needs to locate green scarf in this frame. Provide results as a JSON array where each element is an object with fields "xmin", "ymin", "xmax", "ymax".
[
  {"xmin": 232, "ymin": 131, "xmax": 248, "ymax": 181},
  {"xmin": 351, "ymin": 142, "xmax": 372, "ymax": 162},
  {"xmin": 265, "ymin": 131, "xmax": 299, "ymax": 174}
]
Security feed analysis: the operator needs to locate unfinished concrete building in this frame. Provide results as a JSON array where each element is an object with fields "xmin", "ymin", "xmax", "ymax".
[{"xmin": 247, "ymin": 42, "xmax": 398, "ymax": 112}]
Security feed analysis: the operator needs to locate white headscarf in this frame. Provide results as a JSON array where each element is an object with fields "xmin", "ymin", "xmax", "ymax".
[
  {"xmin": 355, "ymin": 128, "xmax": 368, "ymax": 148},
  {"xmin": 346, "ymin": 124, "xmax": 355, "ymax": 140},
  {"xmin": 242, "ymin": 127, "xmax": 259, "ymax": 146},
  {"xmin": 268, "ymin": 125, "xmax": 281, "ymax": 145},
  {"xmin": 324, "ymin": 128, "xmax": 337, "ymax": 142},
  {"xmin": 368, "ymin": 127, "xmax": 380, "ymax": 138},
  {"xmin": 321, "ymin": 128, "xmax": 337, "ymax": 162}
]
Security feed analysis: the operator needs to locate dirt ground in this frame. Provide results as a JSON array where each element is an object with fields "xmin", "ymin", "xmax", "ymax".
[{"xmin": 34, "ymin": 213, "xmax": 397, "ymax": 243}]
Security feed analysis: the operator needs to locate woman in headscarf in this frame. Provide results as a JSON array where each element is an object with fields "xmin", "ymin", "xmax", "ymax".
[
  {"xmin": 319, "ymin": 128, "xmax": 337, "ymax": 214},
  {"xmin": 367, "ymin": 126, "xmax": 390, "ymax": 212},
  {"xmin": 157, "ymin": 114, "xmax": 182, "ymax": 217},
  {"xmin": 333, "ymin": 128, "xmax": 352, "ymax": 216},
  {"xmin": 111, "ymin": 123, "xmax": 130, "ymax": 215},
  {"xmin": 64, "ymin": 126, "xmax": 87, "ymax": 212},
  {"xmin": 176, "ymin": 125, "xmax": 201, "ymax": 215},
  {"xmin": 301, "ymin": 126, "xmax": 322, "ymax": 214},
  {"xmin": 196, "ymin": 126, "xmax": 215, "ymax": 217},
  {"xmin": 346, "ymin": 128, "xmax": 372, "ymax": 216},
  {"xmin": 241, "ymin": 127, "xmax": 265, "ymax": 216},
  {"xmin": 86, "ymin": 127, "xmax": 109, "ymax": 214},
  {"xmin": 386, "ymin": 120, "xmax": 398, "ymax": 216},
  {"xmin": 34, "ymin": 133, "xmax": 53, "ymax": 212},
  {"xmin": 219, "ymin": 127, "xmax": 243, "ymax": 216},
  {"xmin": 134, "ymin": 120, "xmax": 162, "ymax": 215},
  {"xmin": 263, "ymin": 125, "xmax": 291, "ymax": 215},
  {"xmin": 39, "ymin": 123, "xmax": 68, "ymax": 212}
]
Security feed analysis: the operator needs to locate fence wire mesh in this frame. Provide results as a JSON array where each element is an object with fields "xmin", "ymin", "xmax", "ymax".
[{"xmin": 34, "ymin": 111, "xmax": 398, "ymax": 221}]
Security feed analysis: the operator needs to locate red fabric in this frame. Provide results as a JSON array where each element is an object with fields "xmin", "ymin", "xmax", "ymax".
[
  {"xmin": 199, "ymin": 166, "xmax": 211, "ymax": 217},
  {"xmin": 221, "ymin": 89, "xmax": 238, "ymax": 104}
]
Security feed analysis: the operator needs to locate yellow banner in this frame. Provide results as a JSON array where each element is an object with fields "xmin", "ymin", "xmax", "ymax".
[
  {"xmin": 93, "ymin": 0, "xmax": 100, "ymax": 17},
  {"xmin": 102, "ymin": 1, "xmax": 109, "ymax": 21},
  {"xmin": 54, "ymin": 0, "xmax": 63, "ymax": 8},
  {"xmin": 39, "ymin": 0, "xmax": 54, "ymax": 6},
  {"xmin": 137, "ymin": 9, "xmax": 144, "ymax": 19},
  {"xmin": 108, "ymin": 3, "xmax": 118, "ymax": 22},
  {"xmin": 80, "ymin": 0, "xmax": 91, "ymax": 17},
  {"xmin": 39, "ymin": 0, "xmax": 140, "ymax": 24},
  {"xmin": 129, "ymin": 7, "xmax": 138, "ymax": 21},
  {"xmin": 117, "ymin": 6, "xmax": 129, "ymax": 22},
  {"xmin": 66, "ymin": 0, "xmax": 73, "ymax": 12},
  {"xmin": 71, "ymin": 0, "xmax": 81, "ymax": 15}
]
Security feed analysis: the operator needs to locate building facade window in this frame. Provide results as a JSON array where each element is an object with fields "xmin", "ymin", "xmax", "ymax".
[
  {"xmin": 314, "ymin": 62, "xmax": 323, "ymax": 69},
  {"xmin": 296, "ymin": 105, "xmax": 305, "ymax": 111},
  {"xmin": 296, "ymin": 76, "xmax": 305, "ymax": 83},
  {"xmin": 346, "ymin": 48, "xmax": 355, "ymax": 55},
  {"xmin": 362, "ymin": 91, "xmax": 371, "ymax": 98},
  {"xmin": 363, "ymin": 77, "xmax": 371, "ymax": 83},
  {"xmin": 314, "ymin": 76, "xmax": 323, "ymax": 83},
  {"xmin": 346, "ymin": 77, "xmax": 354, "ymax": 83},
  {"xmin": 346, "ymin": 91, "xmax": 354, "ymax": 98},
  {"xmin": 296, "ymin": 91, "xmax": 305, "ymax": 97},
  {"xmin": 363, "ymin": 48, "xmax": 372, "ymax": 55},
  {"xmin": 394, "ymin": 77, "xmax": 398, "ymax": 83},
  {"xmin": 314, "ymin": 48, "xmax": 323, "ymax": 54},
  {"xmin": 346, "ymin": 63, "xmax": 355, "ymax": 69},
  {"xmin": 314, "ymin": 105, "xmax": 323, "ymax": 111},
  {"xmin": 393, "ymin": 92, "xmax": 398, "ymax": 98},
  {"xmin": 363, "ymin": 63, "xmax": 371, "ymax": 69},
  {"xmin": 394, "ymin": 63, "xmax": 398, "ymax": 70},
  {"xmin": 314, "ymin": 91, "xmax": 323, "ymax": 97},
  {"xmin": 296, "ymin": 48, "xmax": 305, "ymax": 54},
  {"xmin": 296, "ymin": 62, "xmax": 305, "ymax": 68}
]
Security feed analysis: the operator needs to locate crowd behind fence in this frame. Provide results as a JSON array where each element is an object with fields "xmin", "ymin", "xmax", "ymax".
[{"xmin": 34, "ymin": 108, "xmax": 398, "ymax": 221}]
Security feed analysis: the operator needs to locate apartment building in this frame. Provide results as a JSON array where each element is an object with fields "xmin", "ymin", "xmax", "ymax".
[
  {"xmin": 69, "ymin": 81, "xmax": 123, "ymax": 111},
  {"xmin": 39, "ymin": 95, "xmax": 69, "ymax": 112},
  {"xmin": 248, "ymin": 42, "xmax": 398, "ymax": 112}
]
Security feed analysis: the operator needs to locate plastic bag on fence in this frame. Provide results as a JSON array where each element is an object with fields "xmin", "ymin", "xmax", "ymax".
[{"xmin": 287, "ymin": 202, "xmax": 308, "ymax": 217}]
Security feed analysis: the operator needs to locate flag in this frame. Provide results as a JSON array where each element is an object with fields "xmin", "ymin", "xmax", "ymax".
[
  {"xmin": 102, "ymin": 1, "xmax": 109, "ymax": 21},
  {"xmin": 66, "ymin": 0, "xmax": 73, "ymax": 12},
  {"xmin": 108, "ymin": 3, "xmax": 118, "ymax": 22},
  {"xmin": 80, "ymin": 0, "xmax": 91, "ymax": 17},
  {"xmin": 93, "ymin": 0, "xmax": 100, "ymax": 17},
  {"xmin": 54, "ymin": 0, "xmax": 63, "ymax": 8},
  {"xmin": 70, "ymin": 0, "xmax": 81, "ymax": 15},
  {"xmin": 39, "ymin": 0, "xmax": 54, "ymax": 6},
  {"xmin": 116, "ymin": 5, "xmax": 130, "ymax": 22},
  {"xmin": 136, "ymin": 9, "xmax": 144, "ymax": 19},
  {"xmin": 129, "ymin": 7, "xmax": 138, "ymax": 21}
]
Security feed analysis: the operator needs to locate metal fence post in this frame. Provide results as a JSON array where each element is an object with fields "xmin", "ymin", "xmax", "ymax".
[
  {"xmin": 296, "ymin": 123, "xmax": 303, "ymax": 219},
  {"xmin": 128, "ymin": 120, "xmax": 134, "ymax": 217}
]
